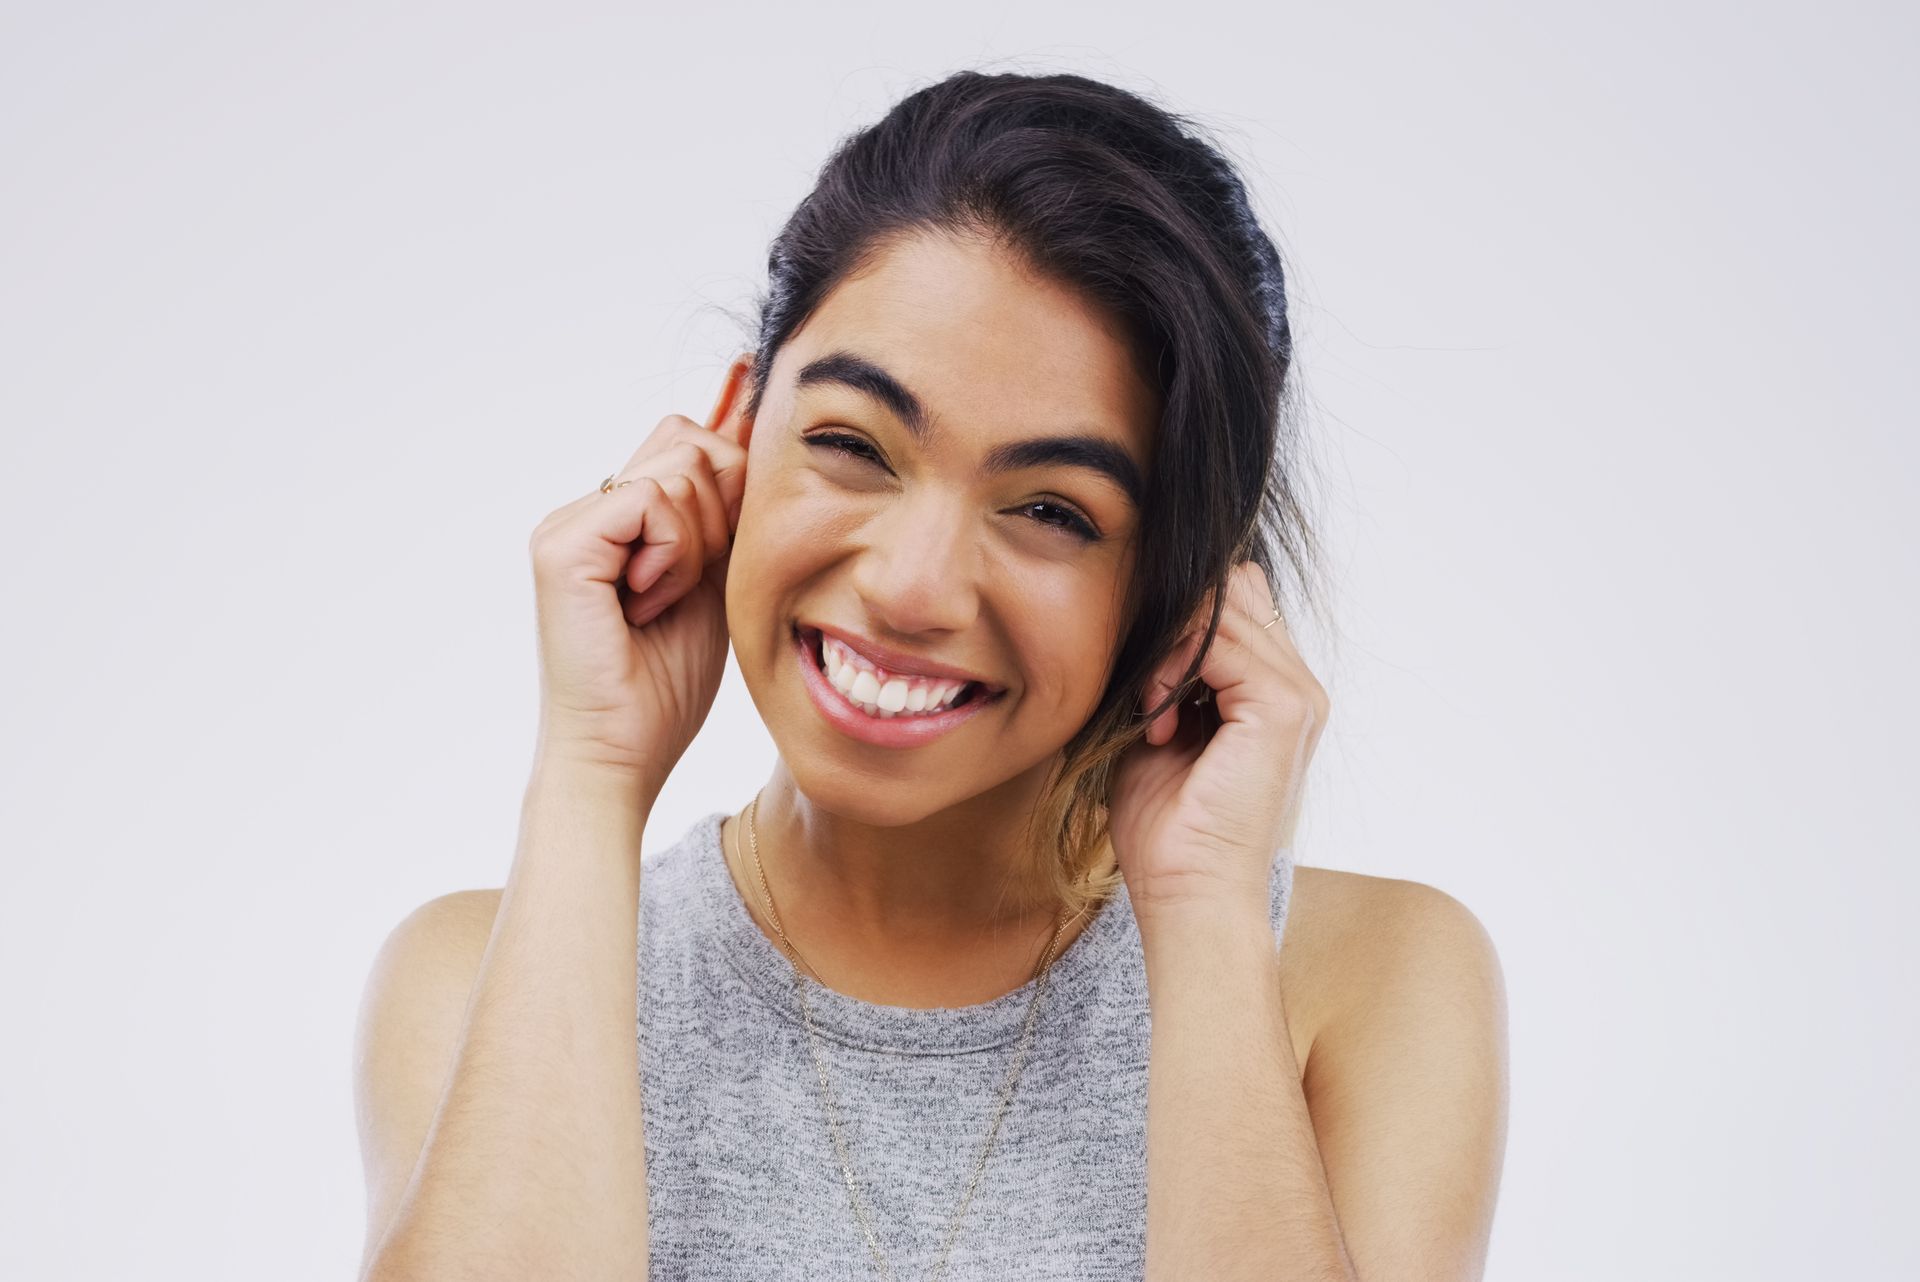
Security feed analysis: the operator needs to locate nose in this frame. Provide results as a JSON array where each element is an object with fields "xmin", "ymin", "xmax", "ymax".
[{"xmin": 850, "ymin": 491, "xmax": 982, "ymax": 637}]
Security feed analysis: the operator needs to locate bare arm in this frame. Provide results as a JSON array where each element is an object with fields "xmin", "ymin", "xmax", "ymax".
[
  {"xmin": 1137, "ymin": 878, "xmax": 1508, "ymax": 1282},
  {"xmin": 1295, "ymin": 881, "xmax": 1509, "ymax": 1280},
  {"xmin": 349, "ymin": 378, "xmax": 748, "ymax": 1277},
  {"xmin": 1139, "ymin": 895, "xmax": 1357, "ymax": 1281},
  {"xmin": 353, "ymin": 755, "xmax": 656, "ymax": 1282}
]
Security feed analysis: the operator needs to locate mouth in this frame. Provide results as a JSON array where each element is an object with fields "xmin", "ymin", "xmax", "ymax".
[{"xmin": 791, "ymin": 623, "xmax": 1006, "ymax": 748}]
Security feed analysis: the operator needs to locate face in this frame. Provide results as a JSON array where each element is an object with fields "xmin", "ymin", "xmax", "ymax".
[{"xmin": 723, "ymin": 228, "xmax": 1159, "ymax": 825}]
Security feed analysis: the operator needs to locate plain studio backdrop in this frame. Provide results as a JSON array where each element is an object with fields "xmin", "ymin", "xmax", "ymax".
[{"xmin": 2, "ymin": 2, "xmax": 1914, "ymax": 1279}]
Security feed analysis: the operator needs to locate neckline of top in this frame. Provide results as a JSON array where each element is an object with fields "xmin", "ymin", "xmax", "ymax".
[{"xmin": 690, "ymin": 808, "xmax": 1137, "ymax": 1056}]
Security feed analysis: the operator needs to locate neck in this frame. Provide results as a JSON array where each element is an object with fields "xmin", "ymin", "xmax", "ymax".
[
  {"xmin": 724, "ymin": 759, "xmax": 1097, "ymax": 1006},
  {"xmin": 754, "ymin": 758, "xmax": 1065, "ymax": 935}
]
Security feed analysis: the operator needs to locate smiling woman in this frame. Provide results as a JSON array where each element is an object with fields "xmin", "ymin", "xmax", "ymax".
[
  {"xmin": 725, "ymin": 226, "xmax": 1169, "ymax": 858},
  {"xmin": 352, "ymin": 69, "xmax": 1508, "ymax": 1282}
]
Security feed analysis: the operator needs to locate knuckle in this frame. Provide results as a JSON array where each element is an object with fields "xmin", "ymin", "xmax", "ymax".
[
  {"xmin": 528, "ymin": 507, "xmax": 570, "ymax": 552},
  {"xmin": 663, "ymin": 429, "xmax": 741, "ymax": 485},
  {"xmin": 1270, "ymin": 682, "xmax": 1316, "ymax": 719},
  {"xmin": 672, "ymin": 442, "xmax": 715, "ymax": 477}
]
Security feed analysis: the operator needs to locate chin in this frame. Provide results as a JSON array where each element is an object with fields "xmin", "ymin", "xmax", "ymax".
[{"xmin": 776, "ymin": 770, "xmax": 963, "ymax": 830}]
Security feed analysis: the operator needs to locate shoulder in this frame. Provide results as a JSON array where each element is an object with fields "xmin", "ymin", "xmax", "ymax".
[
  {"xmin": 358, "ymin": 889, "xmax": 506, "ymax": 1023},
  {"xmin": 378, "ymin": 887, "xmax": 505, "ymax": 957},
  {"xmin": 1279, "ymin": 865, "xmax": 1505, "ymax": 1068},
  {"xmin": 354, "ymin": 888, "xmax": 505, "ymax": 1086},
  {"xmin": 351, "ymin": 889, "xmax": 504, "ymax": 1268},
  {"xmin": 1276, "ymin": 868, "xmax": 1509, "ymax": 1275}
]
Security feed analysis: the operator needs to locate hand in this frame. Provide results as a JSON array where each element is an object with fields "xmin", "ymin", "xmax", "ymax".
[
  {"xmin": 527, "ymin": 355, "xmax": 754, "ymax": 788},
  {"xmin": 1108, "ymin": 560, "xmax": 1330, "ymax": 915}
]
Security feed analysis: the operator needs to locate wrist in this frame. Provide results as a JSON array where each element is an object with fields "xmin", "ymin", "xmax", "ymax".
[
  {"xmin": 1126, "ymin": 862, "xmax": 1269, "ymax": 922},
  {"xmin": 1131, "ymin": 883, "xmax": 1271, "ymax": 947},
  {"xmin": 528, "ymin": 743, "xmax": 664, "ymax": 809},
  {"xmin": 1136, "ymin": 897, "xmax": 1279, "ymax": 1005}
]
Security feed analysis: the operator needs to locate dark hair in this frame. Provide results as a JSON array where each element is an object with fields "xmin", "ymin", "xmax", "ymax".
[{"xmin": 746, "ymin": 70, "xmax": 1326, "ymax": 917}]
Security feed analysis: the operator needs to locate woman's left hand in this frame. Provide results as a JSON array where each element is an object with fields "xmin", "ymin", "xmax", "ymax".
[{"xmin": 1108, "ymin": 559, "xmax": 1330, "ymax": 916}]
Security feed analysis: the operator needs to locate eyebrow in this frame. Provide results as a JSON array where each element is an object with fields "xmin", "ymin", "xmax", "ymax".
[{"xmin": 795, "ymin": 349, "xmax": 1145, "ymax": 509}]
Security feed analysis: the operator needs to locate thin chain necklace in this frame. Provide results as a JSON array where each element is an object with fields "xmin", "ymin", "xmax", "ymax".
[{"xmin": 741, "ymin": 791, "xmax": 1077, "ymax": 1281}]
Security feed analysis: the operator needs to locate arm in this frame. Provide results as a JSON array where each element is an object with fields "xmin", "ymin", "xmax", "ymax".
[
  {"xmin": 1297, "ymin": 880, "xmax": 1509, "ymax": 1279},
  {"xmin": 353, "ymin": 755, "xmax": 656, "ymax": 1282},
  {"xmin": 1137, "ymin": 879, "xmax": 1508, "ymax": 1282}
]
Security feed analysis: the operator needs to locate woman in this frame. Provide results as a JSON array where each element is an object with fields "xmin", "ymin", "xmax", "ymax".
[{"xmin": 353, "ymin": 70, "xmax": 1508, "ymax": 1281}]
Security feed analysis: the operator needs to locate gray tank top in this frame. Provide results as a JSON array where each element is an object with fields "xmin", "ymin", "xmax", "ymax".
[{"xmin": 636, "ymin": 809, "xmax": 1297, "ymax": 1280}]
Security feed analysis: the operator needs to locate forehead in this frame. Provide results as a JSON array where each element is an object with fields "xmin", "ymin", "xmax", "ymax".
[{"xmin": 779, "ymin": 229, "xmax": 1159, "ymax": 459}]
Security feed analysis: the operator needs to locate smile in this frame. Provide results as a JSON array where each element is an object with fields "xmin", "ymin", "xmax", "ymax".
[{"xmin": 792, "ymin": 624, "xmax": 1004, "ymax": 748}]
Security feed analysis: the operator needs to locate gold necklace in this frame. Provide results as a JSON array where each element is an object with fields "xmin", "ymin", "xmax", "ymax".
[{"xmin": 741, "ymin": 791, "xmax": 1076, "ymax": 1281}]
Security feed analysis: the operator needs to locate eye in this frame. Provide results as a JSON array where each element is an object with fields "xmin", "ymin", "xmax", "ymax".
[
  {"xmin": 1016, "ymin": 498, "xmax": 1101, "ymax": 543},
  {"xmin": 807, "ymin": 430, "xmax": 1101, "ymax": 543},
  {"xmin": 804, "ymin": 430, "xmax": 887, "ymax": 468}
]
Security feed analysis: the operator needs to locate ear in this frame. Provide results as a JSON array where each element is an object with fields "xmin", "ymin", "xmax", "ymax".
[{"xmin": 706, "ymin": 352, "xmax": 757, "ymax": 453}]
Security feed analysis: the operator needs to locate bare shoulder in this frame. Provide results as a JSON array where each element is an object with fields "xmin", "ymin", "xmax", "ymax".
[
  {"xmin": 355, "ymin": 889, "xmax": 507, "ymax": 1077},
  {"xmin": 351, "ymin": 888, "xmax": 505, "ymax": 1270},
  {"xmin": 361, "ymin": 889, "xmax": 506, "ymax": 1000},
  {"xmin": 1278, "ymin": 864, "xmax": 1504, "ymax": 1067},
  {"xmin": 1277, "ymin": 866, "xmax": 1509, "ymax": 1275}
]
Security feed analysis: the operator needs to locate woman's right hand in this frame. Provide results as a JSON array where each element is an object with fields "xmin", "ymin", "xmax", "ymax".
[{"xmin": 527, "ymin": 391, "xmax": 749, "ymax": 789}]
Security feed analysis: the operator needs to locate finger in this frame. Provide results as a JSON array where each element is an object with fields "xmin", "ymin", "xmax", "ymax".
[
  {"xmin": 1206, "ymin": 562, "xmax": 1281, "ymax": 661},
  {"xmin": 536, "ymin": 471, "xmax": 680, "ymax": 591},
  {"xmin": 648, "ymin": 441, "xmax": 729, "ymax": 556},
  {"xmin": 627, "ymin": 475, "xmax": 707, "ymax": 625},
  {"xmin": 705, "ymin": 352, "xmax": 757, "ymax": 457},
  {"xmin": 630, "ymin": 471, "xmax": 706, "ymax": 587},
  {"xmin": 680, "ymin": 425, "xmax": 748, "ymax": 528},
  {"xmin": 1223, "ymin": 564, "xmax": 1314, "ymax": 692},
  {"xmin": 540, "ymin": 421, "xmax": 694, "ymax": 537},
  {"xmin": 1202, "ymin": 564, "xmax": 1280, "ymax": 678},
  {"xmin": 1140, "ymin": 578, "xmax": 1238, "ymax": 746},
  {"xmin": 1141, "ymin": 566, "xmax": 1272, "ymax": 729},
  {"xmin": 547, "ymin": 421, "xmax": 742, "ymax": 590},
  {"xmin": 622, "ymin": 414, "xmax": 700, "ymax": 471},
  {"xmin": 1208, "ymin": 561, "xmax": 1329, "ymax": 729},
  {"xmin": 601, "ymin": 411, "xmax": 748, "ymax": 527},
  {"xmin": 699, "ymin": 533, "xmax": 733, "ymax": 600},
  {"xmin": 1224, "ymin": 559, "xmax": 1278, "ymax": 627},
  {"xmin": 1141, "ymin": 626, "xmax": 1208, "ymax": 747},
  {"xmin": 611, "ymin": 477, "xmax": 690, "ymax": 597}
]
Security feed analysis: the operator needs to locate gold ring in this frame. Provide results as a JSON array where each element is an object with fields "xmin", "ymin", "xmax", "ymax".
[
  {"xmin": 1261, "ymin": 610, "xmax": 1283, "ymax": 630},
  {"xmin": 600, "ymin": 474, "xmax": 635, "ymax": 494}
]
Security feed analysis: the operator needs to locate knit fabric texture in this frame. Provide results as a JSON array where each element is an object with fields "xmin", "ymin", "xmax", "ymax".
[{"xmin": 637, "ymin": 809, "xmax": 1297, "ymax": 1280}]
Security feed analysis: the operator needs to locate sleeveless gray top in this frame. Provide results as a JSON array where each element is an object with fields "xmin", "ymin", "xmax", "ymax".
[{"xmin": 636, "ymin": 809, "xmax": 1297, "ymax": 1281}]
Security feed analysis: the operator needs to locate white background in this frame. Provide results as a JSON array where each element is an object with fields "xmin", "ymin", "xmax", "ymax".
[{"xmin": 2, "ymin": 2, "xmax": 1914, "ymax": 1279}]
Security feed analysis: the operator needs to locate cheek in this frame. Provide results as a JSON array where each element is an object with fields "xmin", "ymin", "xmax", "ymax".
[
  {"xmin": 746, "ymin": 484, "xmax": 844, "ymax": 561},
  {"xmin": 1003, "ymin": 575, "xmax": 1127, "ymax": 717},
  {"xmin": 721, "ymin": 490, "xmax": 784, "ymax": 652},
  {"xmin": 723, "ymin": 482, "xmax": 840, "ymax": 625}
]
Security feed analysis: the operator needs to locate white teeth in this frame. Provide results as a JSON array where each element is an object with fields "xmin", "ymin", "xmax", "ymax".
[{"xmin": 818, "ymin": 633, "xmax": 975, "ymax": 718}]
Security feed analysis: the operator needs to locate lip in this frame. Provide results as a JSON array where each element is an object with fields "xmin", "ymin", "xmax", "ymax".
[
  {"xmin": 807, "ymin": 623, "xmax": 1003, "ymax": 690},
  {"xmin": 793, "ymin": 624, "xmax": 1004, "ymax": 749}
]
